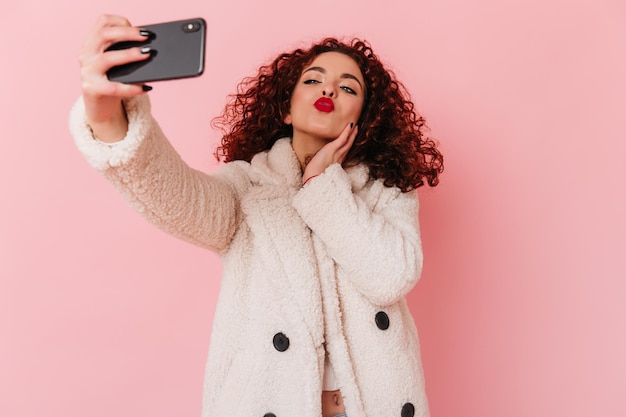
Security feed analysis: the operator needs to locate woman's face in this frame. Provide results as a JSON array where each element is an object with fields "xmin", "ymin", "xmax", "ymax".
[{"xmin": 286, "ymin": 52, "xmax": 365, "ymax": 141}]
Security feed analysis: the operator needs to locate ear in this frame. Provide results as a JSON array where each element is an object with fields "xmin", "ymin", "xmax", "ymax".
[{"xmin": 284, "ymin": 113, "xmax": 292, "ymax": 125}]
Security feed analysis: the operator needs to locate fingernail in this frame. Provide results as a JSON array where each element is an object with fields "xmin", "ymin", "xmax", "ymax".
[
  {"xmin": 142, "ymin": 85, "xmax": 153, "ymax": 92},
  {"xmin": 140, "ymin": 46, "xmax": 152, "ymax": 54},
  {"xmin": 139, "ymin": 29, "xmax": 154, "ymax": 38}
]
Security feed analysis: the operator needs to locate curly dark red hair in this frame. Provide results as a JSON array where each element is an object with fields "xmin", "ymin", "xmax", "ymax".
[{"xmin": 212, "ymin": 38, "xmax": 443, "ymax": 191}]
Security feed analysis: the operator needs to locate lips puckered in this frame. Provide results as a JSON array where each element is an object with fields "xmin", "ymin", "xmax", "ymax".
[{"xmin": 314, "ymin": 97, "xmax": 334, "ymax": 112}]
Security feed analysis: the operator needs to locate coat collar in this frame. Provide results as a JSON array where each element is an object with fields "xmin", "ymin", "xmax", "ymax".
[
  {"xmin": 248, "ymin": 137, "xmax": 371, "ymax": 191},
  {"xmin": 248, "ymin": 138, "xmax": 303, "ymax": 189}
]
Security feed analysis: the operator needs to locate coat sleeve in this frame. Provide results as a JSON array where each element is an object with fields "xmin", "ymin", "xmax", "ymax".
[
  {"xmin": 68, "ymin": 95, "xmax": 242, "ymax": 253},
  {"xmin": 291, "ymin": 163, "xmax": 423, "ymax": 306}
]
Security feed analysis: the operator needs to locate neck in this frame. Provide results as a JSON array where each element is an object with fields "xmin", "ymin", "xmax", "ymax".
[{"xmin": 291, "ymin": 131, "xmax": 329, "ymax": 171}]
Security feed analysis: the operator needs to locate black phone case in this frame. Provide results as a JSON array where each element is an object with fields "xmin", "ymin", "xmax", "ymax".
[{"xmin": 106, "ymin": 18, "xmax": 206, "ymax": 84}]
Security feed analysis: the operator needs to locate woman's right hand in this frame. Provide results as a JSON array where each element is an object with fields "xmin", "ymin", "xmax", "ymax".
[
  {"xmin": 302, "ymin": 122, "xmax": 358, "ymax": 184},
  {"xmin": 79, "ymin": 14, "xmax": 152, "ymax": 142}
]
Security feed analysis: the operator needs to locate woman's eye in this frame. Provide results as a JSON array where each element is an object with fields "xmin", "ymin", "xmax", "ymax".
[
  {"xmin": 341, "ymin": 86, "xmax": 357, "ymax": 95},
  {"xmin": 303, "ymin": 79, "xmax": 320, "ymax": 85}
]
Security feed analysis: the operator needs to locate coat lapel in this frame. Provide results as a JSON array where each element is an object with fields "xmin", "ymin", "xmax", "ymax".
[{"xmin": 240, "ymin": 138, "xmax": 325, "ymax": 347}]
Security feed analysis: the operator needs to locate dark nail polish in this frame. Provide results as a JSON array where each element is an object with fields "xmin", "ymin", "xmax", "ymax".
[
  {"xmin": 139, "ymin": 29, "xmax": 154, "ymax": 38},
  {"xmin": 142, "ymin": 85, "xmax": 153, "ymax": 92},
  {"xmin": 140, "ymin": 46, "xmax": 152, "ymax": 54}
]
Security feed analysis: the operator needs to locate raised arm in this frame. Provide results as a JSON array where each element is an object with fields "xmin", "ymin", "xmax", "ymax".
[
  {"xmin": 292, "ymin": 164, "xmax": 423, "ymax": 306},
  {"xmin": 70, "ymin": 15, "xmax": 242, "ymax": 252},
  {"xmin": 292, "ymin": 123, "xmax": 422, "ymax": 306}
]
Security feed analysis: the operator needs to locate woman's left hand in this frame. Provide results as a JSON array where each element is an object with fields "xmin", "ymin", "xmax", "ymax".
[{"xmin": 302, "ymin": 122, "xmax": 358, "ymax": 184}]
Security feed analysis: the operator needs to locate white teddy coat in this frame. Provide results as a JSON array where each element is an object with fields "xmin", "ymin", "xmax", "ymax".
[{"xmin": 69, "ymin": 95, "xmax": 429, "ymax": 417}]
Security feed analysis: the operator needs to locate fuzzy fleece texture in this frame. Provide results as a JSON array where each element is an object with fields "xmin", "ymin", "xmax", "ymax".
[{"xmin": 69, "ymin": 94, "xmax": 430, "ymax": 417}]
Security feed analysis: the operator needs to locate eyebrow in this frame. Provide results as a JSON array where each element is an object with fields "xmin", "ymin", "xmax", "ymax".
[{"xmin": 303, "ymin": 66, "xmax": 363, "ymax": 89}]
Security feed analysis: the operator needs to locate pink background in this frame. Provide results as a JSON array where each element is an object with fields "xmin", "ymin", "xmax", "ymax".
[{"xmin": 1, "ymin": 1, "xmax": 625, "ymax": 416}]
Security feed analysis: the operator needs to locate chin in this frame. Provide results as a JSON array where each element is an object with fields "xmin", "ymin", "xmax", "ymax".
[
  {"xmin": 294, "ymin": 121, "xmax": 344, "ymax": 142},
  {"xmin": 312, "ymin": 126, "xmax": 344, "ymax": 141}
]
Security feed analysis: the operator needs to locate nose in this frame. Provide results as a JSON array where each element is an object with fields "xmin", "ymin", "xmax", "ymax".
[{"xmin": 322, "ymin": 88, "xmax": 335, "ymax": 98}]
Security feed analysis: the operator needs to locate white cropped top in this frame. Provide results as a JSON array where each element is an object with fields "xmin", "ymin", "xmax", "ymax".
[{"xmin": 322, "ymin": 352, "xmax": 339, "ymax": 391}]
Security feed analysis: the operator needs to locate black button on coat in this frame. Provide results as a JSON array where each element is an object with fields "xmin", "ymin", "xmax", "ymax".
[
  {"xmin": 402, "ymin": 402, "xmax": 416, "ymax": 417},
  {"xmin": 375, "ymin": 311, "xmax": 390, "ymax": 330},
  {"xmin": 273, "ymin": 332, "xmax": 290, "ymax": 352}
]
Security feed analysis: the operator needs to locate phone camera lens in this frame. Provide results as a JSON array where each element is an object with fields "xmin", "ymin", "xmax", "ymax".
[{"xmin": 182, "ymin": 21, "xmax": 200, "ymax": 33}]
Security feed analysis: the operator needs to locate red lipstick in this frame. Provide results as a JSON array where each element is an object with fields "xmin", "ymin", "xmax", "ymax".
[{"xmin": 314, "ymin": 97, "xmax": 334, "ymax": 112}]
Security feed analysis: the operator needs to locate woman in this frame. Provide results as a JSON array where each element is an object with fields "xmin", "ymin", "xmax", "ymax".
[{"xmin": 70, "ymin": 14, "xmax": 443, "ymax": 417}]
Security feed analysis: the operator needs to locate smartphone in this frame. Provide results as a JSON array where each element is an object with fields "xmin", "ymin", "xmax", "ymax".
[{"xmin": 106, "ymin": 18, "xmax": 206, "ymax": 84}]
